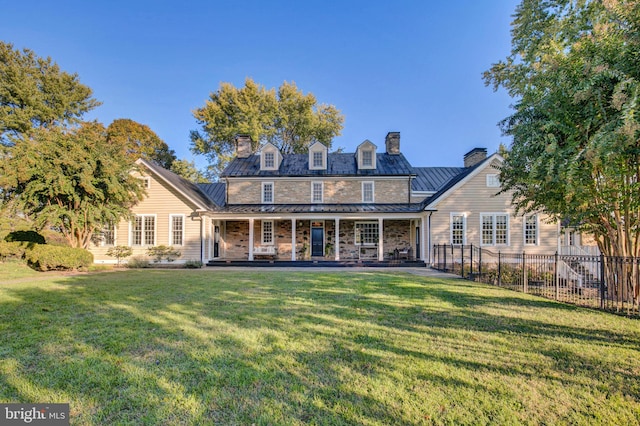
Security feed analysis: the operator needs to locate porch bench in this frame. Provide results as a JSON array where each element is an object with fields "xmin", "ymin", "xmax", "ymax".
[
  {"xmin": 253, "ymin": 246, "xmax": 277, "ymax": 258},
  {"xmin": 394, "ymin": 247, "xmax": 414, "ymax": 260}
]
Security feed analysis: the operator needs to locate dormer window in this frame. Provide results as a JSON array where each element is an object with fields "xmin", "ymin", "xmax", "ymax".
[
  {"xmin": 356, "ymin": 140, "xmax": 377, "ymax": 170},
  {"xmin": 308, "ymin": 141, "xmax": 327, "ymax": 170},
  {"xmin": 260, "ymin": 143, "xmax": 281, "ymax": 171},
  {"xmin": 264, "ymin": 152, "xmax": 275, "ymax": 168}
]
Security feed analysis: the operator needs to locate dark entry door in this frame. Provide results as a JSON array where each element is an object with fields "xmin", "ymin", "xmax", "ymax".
[
  {"xmin": 415, "ymin": 226, "xmax": 420, "ymax": 260},
  {"xmin": 214, "ymin": 225, "xmax": 220, "ymax": 258},
  {"xmin": 311, "ymin": 228, "xmax": 324, "ymax": 257}
]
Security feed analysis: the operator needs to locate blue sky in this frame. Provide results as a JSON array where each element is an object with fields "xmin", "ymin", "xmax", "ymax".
[{"xmin": 2, "ymin": 0, "xmax": 519, "ymax": 171}]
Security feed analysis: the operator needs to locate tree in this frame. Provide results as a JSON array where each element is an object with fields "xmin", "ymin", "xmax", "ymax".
[
  {"xmin": 0, "ymin": 121, "xmax": 145, "ymax": 248},
  {"xmin": 0, "ymin": 41, "xmax": 100, "ymax": 144},
  {"xmin": 191, "ymin": 78, "xmax": 344, "ymax": 177},
  {"xmin": 106, "ymin": 118, "xmax": 176, "ymax": 168},
  {"xmin": 170, "ymin": 159, "xmax": 208, "ymax": 183},
  {"xmin": 484, "ymin": 0, "xmax": 640, "ymax": 308}
]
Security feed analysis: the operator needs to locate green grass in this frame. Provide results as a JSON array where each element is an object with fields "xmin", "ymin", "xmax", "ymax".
[
  {"xmin": 1, "ymin": 269, "xmax": 639, "ymax": 425},
  {"xmin": 0, "ymin": 260, "xmax": 40, "ymax": 281}
]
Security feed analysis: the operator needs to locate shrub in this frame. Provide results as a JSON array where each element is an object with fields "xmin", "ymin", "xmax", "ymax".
[
  {"xmin": 106, "ymin": 245, "xmax": 133, "ymax": 266},
  {"xmin": 184, "ymin": 260, "xmax": 203, "ymax": 269},
  {"xmin": 147, "ymin": 245, "xmax": 181, "ymax": 263},
  {"xmin": 26, "ymin": 245, "xmax": 93, "ymax": 271},
  {"xmin": 4, "ymin": 230, "xmax": 46, "ymax": 244},
  {"xmin": 126, "ymin": 256, "xmax": 150, "ymax": 269},
  {"xmin": 0, "ymin": 241, "xmax": 28, "ymax": 261}
]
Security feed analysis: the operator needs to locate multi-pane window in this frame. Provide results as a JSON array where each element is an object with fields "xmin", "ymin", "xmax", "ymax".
[
  {"xmin": 362, "ymin": 150, "xmax": 373, "ymax": 167},
  {"xmin": 362, "ymin": 181, "xmax": 374, "ymax": 203},
  {"xmin": 312, "ymin": 182, "xmax": 323, "ymax": 203},
  {"xmin": 132, "ymin": 215, "xmax": 155, "ymax": 246},
  {"xmin": 525, "ymin": 215, "xmax": 538, "ymax": 245},
  {"xmin": 262, "ymin": 220, "xmax": 274, "ymax": 245},
  {"xmin": 264, "ymin": 152, "xmax": 275, "ymax": 169},
  {"xmin": 355, "ymin": 222, "xmax": 379, "ymax": 246},
  {"xmin": 481, "ymin": 213, "xmax": 509, "ymax": 246},
  {"xmin": 170, "ymin": 215, "xmax": 184, "ymax": 246},
  {"xmin": 262, "ymin": 182, "xmax": 274, "ymax": 203},
  {"xmin": 313, "ymin": 151, "xmax": 324, "ymax": 168},
  {"xmin": 451, "ymin": 214, "xmax": 465, "ymax": 245},
  {"xmin": 486, "ymin": 174, "xmax": 500, "ymax": 187}
]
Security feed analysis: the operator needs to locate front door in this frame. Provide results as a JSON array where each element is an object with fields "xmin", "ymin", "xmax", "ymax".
[
  {"xmin": 415, "ymin": 226, "xmax": 420, "ymax": 260},
  {"xmin": 214, "ymin": 225, "xmax": 220, "ymax": 258},
  {"xmin": 311, "ymin": 227, "xmax": 324, "ymax": 257}
]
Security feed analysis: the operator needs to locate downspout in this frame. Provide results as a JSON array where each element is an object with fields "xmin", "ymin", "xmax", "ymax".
[{"xmin": 427, "ymin": 211, "xmax": 433, "ymax": 265}]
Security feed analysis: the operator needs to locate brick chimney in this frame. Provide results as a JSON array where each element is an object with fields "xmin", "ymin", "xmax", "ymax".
[
  {"xmin": 385, "ymin": 132, "xmax": 400, "ymax": 155},
  {"xmin": 463, "ymin": 148, "xmax": 487, "ymax": 168},
  {"xmin": 235, "ymin": 134, "xmax": 253, "ymax": 158}
]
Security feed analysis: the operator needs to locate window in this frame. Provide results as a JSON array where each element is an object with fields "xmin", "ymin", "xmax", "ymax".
[
  {"xmin": 95, "ymin": 221, "xmax": 116, "ymax": 246},
  {"xmin": 362, "ymin": 181, "xmax": 374, "ymax": 203},
  {"xmin": 170, "ymin": 215, "xmax": 184, "ymax": 246},
  {"xmin": 524, "ymin": 215, "xmax": 538, "ymax": 245},
  {"xmin": 312, "ymin": 181, "xmax": 323, "ymax": 203},
  {"xmin": 362, "ymin": 150, "xmax": 373, "ymax": 167},
  {"xmin": 262, "ymin": 182, "xmax": 274, "ymax": 203},
  {"xmin": 264, "ymin": 152, "xmax": 275, "ymax": 169},
  {"xmin": 481, "ymin": 213, "xmax": 509, "ymax": 246},
  {"xmin": 486, "ymin": 174, "xmax": 500, "ymax": 187},
  {"xmin": 142, "ymin": 177, "xmax": 151, "ymax": 189},
  {"xmin": 262, "ymin": 220, "xmax": 274, "ymax": 245},
  {"xmin": 355, "ymin": 222, "xmax": 379, "ymax": 246},
  {"xmin": 313, "ymin": 151, "xmax": 324, "ymax": 168},
  {"xmin": 451, "ymin": 214, "xmax": 466, "ymax": 245},
  {"xmin": 132, "ymin": 215, "xmax": 156, "ymax": 246}
]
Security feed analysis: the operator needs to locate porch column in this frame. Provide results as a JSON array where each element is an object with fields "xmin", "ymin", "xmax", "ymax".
[
  {"xmin": 335, "ymin": 218, "xmax": 340, "ymax": 260},
  {"xmin": 200, "ymin": 215, "xmax": 206, "ymax": 265},
  {"xmin": 248, "ymin": 218, "xmax": 254, "ymax": 261},
  {"xmin": 421, "ymin": 215, "xmax": 426, "ymax": 262},
  {"xmin": 378, "ymin": 217, "xmax": 384, "ymax": 261},
  {"xmin": 291, "ymin": 218, "xmax": 296, "ymax": 261}
]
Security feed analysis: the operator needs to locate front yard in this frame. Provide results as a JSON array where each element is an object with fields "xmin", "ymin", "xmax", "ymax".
[{"xmin": 1, "ymin": 267, "xmax": 639, "ymax": 425}]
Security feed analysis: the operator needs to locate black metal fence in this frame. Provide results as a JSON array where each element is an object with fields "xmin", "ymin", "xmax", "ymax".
[{"xmin": 432, "ymin": 244, "xmax": 640, "ymax": 317}]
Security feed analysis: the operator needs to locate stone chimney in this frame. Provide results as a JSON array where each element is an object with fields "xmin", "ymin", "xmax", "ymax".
[
  {"xmin": 235, "ymin": 134, "xmax": 253, "ymax": 158},
  {"xmin": 385, "ymin": 132, "xmax": 400, "ymax": 155},
  {"xmin": 463, "ymin": 148, "xmax": 487, "ymax": 168}
]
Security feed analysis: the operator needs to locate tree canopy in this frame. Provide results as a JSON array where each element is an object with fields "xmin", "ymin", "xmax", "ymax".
[
  {"xmin": 106, "ymin": 118, "xmax": 177, "ymax": 169},
  {"xmin": 0, "ymin": 122, "xmax": 145, "ymax": 248},
  {"xmin": 484, "ymin": 0, "xmax": 640, "ymax": 259},
  {"xmin": 0, "ymin": 41, "xmax": 100, "ymax": 144},
  {"xmin": 191, "ymin": 78, "xmax": 344, "ymax": 178}
]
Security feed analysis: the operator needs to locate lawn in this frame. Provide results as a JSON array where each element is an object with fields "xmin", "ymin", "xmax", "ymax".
[{"xmin": 1, "ymin": 268, "xmax": 639, "ymax": 425}]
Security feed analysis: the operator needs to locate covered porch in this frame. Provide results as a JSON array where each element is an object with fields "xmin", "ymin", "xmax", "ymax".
[{"xmin": 204, "ymin": 212, "xmax": 427, "ymax": 264}]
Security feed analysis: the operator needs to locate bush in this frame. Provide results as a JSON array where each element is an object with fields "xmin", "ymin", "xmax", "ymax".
[
  {"xmin": 147, "ymin": 245, "xmax": 181, "ymax": 263},
  {"xmin": 26, "ymin": 245, "xmax": 93, "ymax": 271},
  {"xmin": 0, "ymin": 241, "xmax": 28, "ymax": 261},
  {"xmin": 126, "ymin": 256, "xmax": 150, "ymax": 269},
  {"xmin": 4, "ymin": 230, "xmax": 46, "ymax": 244},
  {"xmin": 106, "ymin": 245, "xmax": 133, "ymax": 266},
  {"xmin": 184, "ymin": 260, "xmax": 203, "ymax": 269}
]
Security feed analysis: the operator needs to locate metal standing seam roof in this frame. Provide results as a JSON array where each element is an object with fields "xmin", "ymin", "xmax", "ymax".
[
  {"xmin": 197, "ymin": 183, "xmax": 227, "ymax": 207},
  {"xmin": 214, "ymin": 203, "xmax": 426, "ymax": 214},
  {"xmin": 221, "ymin": 152, "xmax": 415, "ymax": 177},
  {"xmin": 411, "ymin": 167, "xmax": 467, "ymax": 192}
]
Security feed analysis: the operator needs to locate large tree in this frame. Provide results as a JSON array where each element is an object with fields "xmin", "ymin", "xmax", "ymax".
[
  {"xmin": 106, "ymin": 118, "xmax": 177, "ymax": 169},
  {"xmin": 0, "ymin": 41, "xmax": 100, "ymax": 144},
  {"xmin": 191, "ymin": 78, "xmax": 344, "ymax": 177},
  {"xmin": 484, "ymin": 0, "xmax": 640, "ymax": 258},
  {"xmin": 0, "ymin": 122, "xmax": 145, "ymax": 248}
]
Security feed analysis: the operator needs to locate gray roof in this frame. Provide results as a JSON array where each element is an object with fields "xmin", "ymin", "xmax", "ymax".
[
  {"xmin": 215, "ymin": 203, "xmax": 425, "ymax": 215},
  {"xmin": 412, "ymin": 167, "xmax": 466, "ymax": 192},
  {"xmin": 198, "ymin": 183, "xmax": 226, "ymax": 207},
  {"xmin": 138, "ymin": 159, "xmax": 221, "ymax": 209},
  {"xmin": 221, "ymin": 152, "xmax": 415, "ymax": 177}
]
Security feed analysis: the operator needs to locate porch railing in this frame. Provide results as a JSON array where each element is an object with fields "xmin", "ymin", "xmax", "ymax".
[{"xmin": 431, "ymin": 244, "xmax": 639, "ymax": 317}]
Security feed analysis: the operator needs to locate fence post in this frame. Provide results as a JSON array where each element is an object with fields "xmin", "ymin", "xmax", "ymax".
[
  {"xmin": 461, "ymin": 244, "xmax": 465, "ymax": 278},
  {"xmin": 554, "ymin": 251, "xmax": 559, "ymax": 301},
  {"xmin": 443, "ymin": 245, "xmax": 447, "ymax": 272},
  {"xmin": 478, "ymin": 245, "xmax": 482, "ymax": 281},
  {"xmin": 523, "ymin": 252, "xmax": 528, "ymax": 293},
  {"xmin": 470, "ymin": 245, "xmax": 474, "ymax": 279},
  {"xmin": 600, "ymin": 253, "xmax": 606, "ymax": 310},
  {"xmin": 498, "ymin": 251, "xmax": 502, "ymax": 286}
]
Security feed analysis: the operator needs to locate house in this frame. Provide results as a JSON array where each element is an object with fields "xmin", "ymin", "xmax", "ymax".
[{"xmin": 90, "ymin": 132, "xmax": 578, "ymax": 265}]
